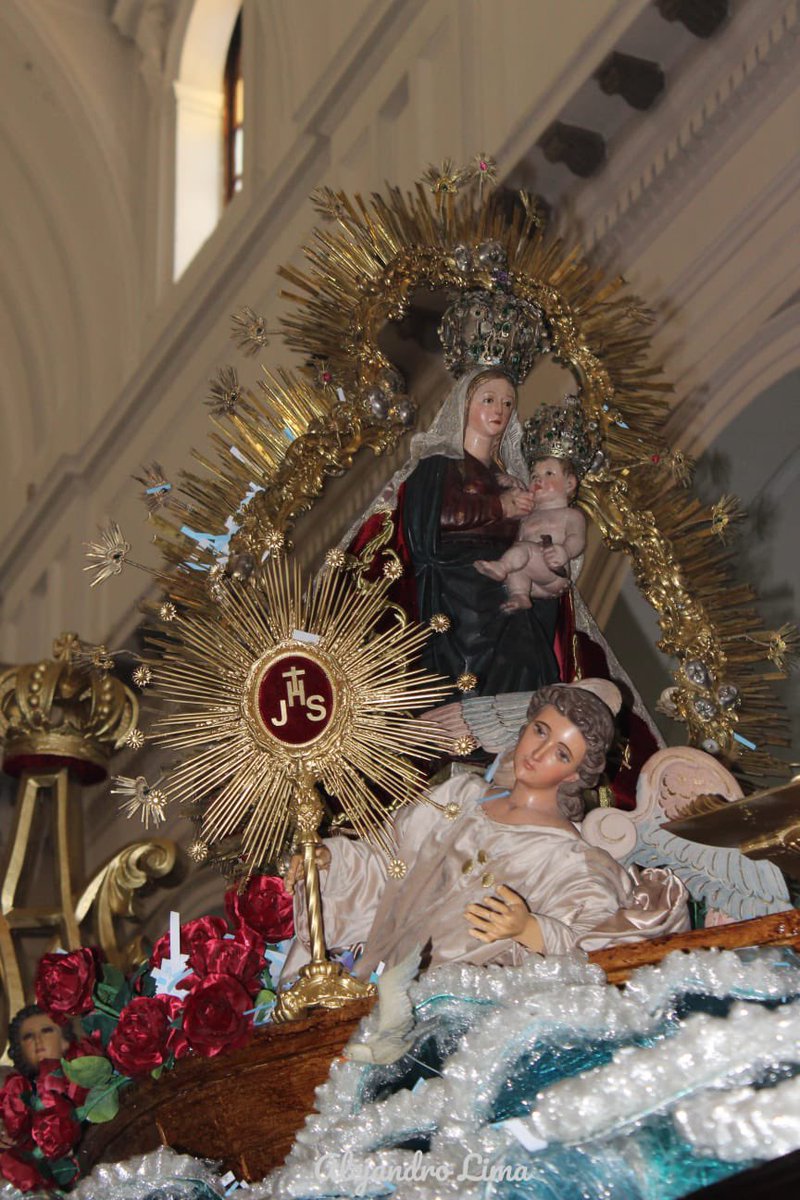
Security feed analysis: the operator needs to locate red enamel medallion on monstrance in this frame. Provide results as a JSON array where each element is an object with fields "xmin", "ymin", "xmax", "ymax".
[{"xmin": 255, "ymin": 652, "xmax": 335, "ymax": 747}]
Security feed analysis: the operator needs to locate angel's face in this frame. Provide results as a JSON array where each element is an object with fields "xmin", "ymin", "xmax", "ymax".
[{"xmin": 513, "ymin": 704, "xmax": 584, "ymax": 791}]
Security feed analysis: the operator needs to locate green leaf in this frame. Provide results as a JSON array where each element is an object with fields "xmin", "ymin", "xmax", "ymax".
[
  {"xmin": 78, "ymin": 1082, "xmax": 121, "ymax": 1124},
  {"xmin": 83, "ymin": 1010, "xmax": 118, "ymax": 1046},
  {"xmin": 50, "ymin": 1156, "xmax": 80, "ymax": 1187},
  {"xmin": 61, "ymin": 1055, "xmax": 112, "ymax": 1088},
  {"xmin": 100, "ymin": 964, "xmax": 126, "ymax": 992},
  {"xmin": 255, "ymin": 988, "xmax": 276, "ymax": 1008},
  {"xmin": 151, "ymin": 1065, "xmax": 163, "ymax": 1080}
]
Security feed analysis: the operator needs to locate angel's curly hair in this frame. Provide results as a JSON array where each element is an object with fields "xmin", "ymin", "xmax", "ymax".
[{"xmin": 524, "ymin": 684, "xmax": 616, "ymax": 821}]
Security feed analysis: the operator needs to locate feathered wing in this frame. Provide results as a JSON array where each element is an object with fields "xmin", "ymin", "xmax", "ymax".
[
  {"xmin": 628, "ymin": 747, "xmax": 791, "ymax": 923},
  {"xmin": 461, "ymin": 691, "xmax": 531, "ymax": 754},
  {"xmin": 628, "ymin": 824, "xmax": 790, "ymax": 923}
]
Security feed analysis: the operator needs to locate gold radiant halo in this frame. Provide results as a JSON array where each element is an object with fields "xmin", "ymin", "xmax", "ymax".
[
  {"xmin": 269, "ymin": 167, "xmax": 793, "ymax": 776},
  {"xmin": 140, "ymin": 162, "xmax": 793, "ymax": 780},
  {"xmin": 148, "ymin": 556, "xmax": 452, "ymax": 874}
]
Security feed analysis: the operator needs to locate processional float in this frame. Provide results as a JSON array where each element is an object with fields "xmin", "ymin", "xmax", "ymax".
[{"xmin": 43, "ymin": 158, "xmax": 800, "ymax": 1183}]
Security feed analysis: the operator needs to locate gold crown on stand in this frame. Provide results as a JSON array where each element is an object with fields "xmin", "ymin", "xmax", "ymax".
[
  {"xmin": 521, "ymin": 393, "xmax": 602, "ymax": 479},
  {"xmin": 0, "ymin": 632, "xmax": 138, "ymax": 780},
  {"xmin": 438, "ymin": 289, "xmax": 548, "ymax": 384}
]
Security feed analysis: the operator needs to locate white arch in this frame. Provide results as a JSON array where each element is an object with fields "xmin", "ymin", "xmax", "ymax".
[
  {"xmin": 172, "ymin": 0, "xmax": 242, "ymax": 279},
  {"xmin": 673, "ymin": 303, "xmax": 800, "ymax": 459}
]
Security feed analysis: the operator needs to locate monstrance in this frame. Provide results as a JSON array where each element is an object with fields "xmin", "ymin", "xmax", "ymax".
[{"xmin": 144, "ymin": 554, "xmax": 452, "ymax": 1020}]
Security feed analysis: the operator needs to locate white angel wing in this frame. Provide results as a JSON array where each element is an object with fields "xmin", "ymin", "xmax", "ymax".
[
  {"xmin": 631, "ymin": 827, "xmax": 789, "ymax": 922},
  {"xmin": 461, "ymin": 691, "xmax": 530, "ymax": 754},
  {"xmin": 628, "ymin": 747, "xmax": 790, "ymax": 922}
]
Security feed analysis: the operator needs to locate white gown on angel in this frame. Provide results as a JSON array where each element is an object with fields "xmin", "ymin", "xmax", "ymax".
[{"xmin": 285, "ymin": 775, "xmax": 689, "ymax": 980}]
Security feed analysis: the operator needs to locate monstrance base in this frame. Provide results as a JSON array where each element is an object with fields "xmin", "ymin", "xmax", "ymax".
[{"xmin": 273, "ymin": 959, "xmax": 376, "ymax": 1023}]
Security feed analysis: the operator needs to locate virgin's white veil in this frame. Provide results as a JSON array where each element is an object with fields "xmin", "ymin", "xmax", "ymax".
[{"xmin": 338, "ymin": 367, "xmax": 527, "ymax": 550}]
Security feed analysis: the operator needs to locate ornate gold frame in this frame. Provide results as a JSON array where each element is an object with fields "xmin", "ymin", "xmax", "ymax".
[{"xmin": 150, "ymin": 172, "xmax": 794, "ymax": 782}]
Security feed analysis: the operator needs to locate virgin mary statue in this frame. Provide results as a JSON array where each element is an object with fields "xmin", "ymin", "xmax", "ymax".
[
  {"xmin": 346, "ymin": 291, "xmax": 561, "ymax": 699},
  {"xmin": 341, "ymin": 286, "xmax": 662, "ymax": 807}
]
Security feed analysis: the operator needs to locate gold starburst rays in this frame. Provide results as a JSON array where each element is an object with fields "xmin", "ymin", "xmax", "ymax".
[{"xmin": 148, "ymin": 557, "xmax": 452, "ymax": 874}]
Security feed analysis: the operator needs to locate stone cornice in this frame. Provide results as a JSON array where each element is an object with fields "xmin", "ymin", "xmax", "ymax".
[{"xmin": 577, "ymin": 0, "xmax": 800, "ymax": 264}]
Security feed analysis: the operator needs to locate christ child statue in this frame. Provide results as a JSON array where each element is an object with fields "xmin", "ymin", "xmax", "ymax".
[{"xmin": 473, "ymin": 455, "xmax": 586, "ymax": 609}]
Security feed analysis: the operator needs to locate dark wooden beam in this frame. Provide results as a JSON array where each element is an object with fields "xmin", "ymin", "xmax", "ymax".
[
  {"xmin": 539, "ymin": 121, "xmax": 606, "ymax": 178},
  {"xmin": 656, "ymin": 0, "xmax": 729, "ymax": 39},
  {"xmin": 596, "ymin": 51, "xmax": 665, "ymax": 111}
]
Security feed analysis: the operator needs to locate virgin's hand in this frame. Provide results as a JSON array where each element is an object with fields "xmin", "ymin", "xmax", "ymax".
[
  {"xmin": 284, "ymin": 846, "xmax": 331, "ymax": 894},
  {"xmin": 496, "ymin": 472, "xmax": 527, "ymax": 491},
  {"xmin": 464, "ymin": 884, "xmax": 530, "ymax": 942},
  {"xmin": 500, "ymin": 489, "xmax": 535, "ymax": 519}
]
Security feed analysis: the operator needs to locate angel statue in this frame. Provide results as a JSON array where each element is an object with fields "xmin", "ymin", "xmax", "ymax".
[{"xmin": 282, "ymin": 680, "xmax": 689, "ymax": 980}]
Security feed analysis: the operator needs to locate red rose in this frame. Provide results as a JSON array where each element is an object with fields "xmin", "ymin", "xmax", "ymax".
[
  {"xmin": 31, "ymin": 1095, "xmax": 80, "ymax": 1159},
  {"xmin": 225, "ymin": 874, "xmax": 294, "ymax": 943},
  {"xmin": 187, "ymin": 934, "xmax": 264, "ymax": 997},
  {"xmin": 0, "ymin": 1151, "xmax": 46, "ymax": 1193},
  {"xmin": 107, "ymin": 996, "xmax": 173, "ymax": 1077},
  {"xmin": 36, "ymin": 1061, "xmax": 88, "ymax": 1110},
  {"xmin": 0, "ymin": 1074, "xmax": 31, "ymax": 1141},
  {"xmin": 167, "ymin": 1025, "xmax": 190, "ymax": 1061},
  {"xmin": 35, "ymin": 948, "xmax": 97, "ymax": 1017},
  {"xmin": 66, "ymin": 1031, "xmax": 105, "ymax": 1061},
  {"xmin": 150, "ymin": 916, "xmax": 228, "ymax": 969},
  {"xmin": 182, "ymin": 974, "xmax": 252, "ymax": 1058}
]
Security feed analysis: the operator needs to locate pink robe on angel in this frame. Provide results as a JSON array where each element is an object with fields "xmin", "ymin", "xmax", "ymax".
[{"xmin": 285, "ymin": 774, "xmax": 689, "ymax": 980}]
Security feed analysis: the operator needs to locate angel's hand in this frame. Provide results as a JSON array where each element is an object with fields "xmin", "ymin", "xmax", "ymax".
[
  {"xmin": 464, "ymin": 884, "xmax": 531, "ymax": 942},
  {"xmin": 284, "ymin": 846, "xmax": 331, "ymax": 894}
]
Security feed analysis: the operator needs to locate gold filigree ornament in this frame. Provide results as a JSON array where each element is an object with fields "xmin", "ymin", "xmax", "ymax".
[
  {"xmin": 453, "ymin": 735, "xmax": 479, "ymax": 756},
  {"xmin": 110, "ymin": 775, "xmax": 167, "ymax": 829},
  {"xmin": 147, "ymin": 554, "xmax": 452, "ymax": 1019},
  {"xmin": 456, "ymin": 672, "xmax": 479, "ymax": 694},
  {"xmin": 83, "ymin": 521, "xmax": 163, "ymax": 589}
]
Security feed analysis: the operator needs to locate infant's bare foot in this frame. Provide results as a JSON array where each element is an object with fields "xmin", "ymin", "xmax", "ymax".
[
  {"xmin": 475, "ymin": 560, "xmax": 505, "ymax": 580},
  {"xmin": 502, "ymin": 595, "xmax": 532, "ymax": 611}
]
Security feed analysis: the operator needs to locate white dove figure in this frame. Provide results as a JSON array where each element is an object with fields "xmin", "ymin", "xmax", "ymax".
[{"xmin": 346, "ymin": 946, "xmax": 421, "ymax": 1065}]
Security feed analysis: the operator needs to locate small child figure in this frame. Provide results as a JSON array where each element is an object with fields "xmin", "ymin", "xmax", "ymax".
[{"xmin": 475, "ymin": 457, "xmax": 586, "ymax": 609}]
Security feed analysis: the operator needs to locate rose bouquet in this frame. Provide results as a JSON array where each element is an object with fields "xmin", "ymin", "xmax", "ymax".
[{"xmin": 0, "ymin": 874, "xmax": 294, "ymax": 1193}]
